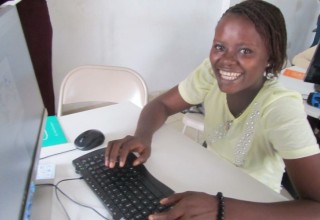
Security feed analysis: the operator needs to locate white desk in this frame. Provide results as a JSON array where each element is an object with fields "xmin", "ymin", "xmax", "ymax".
[
  {"xmin": 279, "ymin": 66, "xmax": 320, "ymax": 119},
  {"xmin": 31, "ymin": 102, "xmax": 286, "ymax": 220}
]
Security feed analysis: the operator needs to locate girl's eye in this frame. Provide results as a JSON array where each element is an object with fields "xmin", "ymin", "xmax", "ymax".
[
  {"xmin": 240, "ymin": 48, "xmax": 252, "ymax": 55},
  {"xmin": 213, "ymin": 44, "xmax": 225, "ymax": 52}
]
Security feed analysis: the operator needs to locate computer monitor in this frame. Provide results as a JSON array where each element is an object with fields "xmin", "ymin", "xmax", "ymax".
[
  {"xmin": 304, "ymin": 43, "xmax": 320, "ymax": 86},
  {"xmin": 0, "ymin": 6, "xmax": 47, "ymax": 220}
]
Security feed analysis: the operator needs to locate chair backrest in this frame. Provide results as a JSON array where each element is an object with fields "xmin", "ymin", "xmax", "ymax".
[{"xmin": 57, "ymin": 65, "xmax": 148, "ymax": 116}]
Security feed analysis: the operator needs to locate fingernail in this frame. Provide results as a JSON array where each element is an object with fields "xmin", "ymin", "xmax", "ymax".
[
  {"xmin": 133, "ymin": 160, "xmax": 140, "ymax": 166},
  {"xmin": 160, "ymin": 198, "xmax": 167, "ymax": 204}
]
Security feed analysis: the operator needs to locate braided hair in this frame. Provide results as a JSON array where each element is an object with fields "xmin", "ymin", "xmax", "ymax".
[{"xmin": 222, "ymin": 0, "xmax": 287, "ymax": 75}]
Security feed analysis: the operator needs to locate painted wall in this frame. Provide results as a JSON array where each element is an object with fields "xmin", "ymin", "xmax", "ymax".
[
  {"xmin": 47, "ymin": 0, "xmax": 320, "ymax": 110},
  {"xmin": 230, "ymin": 0, "xmax": 320, "ymax": 58},
  {"xmin": 47, "ymin": 0, "xmax": 223, "ymax": 108}
]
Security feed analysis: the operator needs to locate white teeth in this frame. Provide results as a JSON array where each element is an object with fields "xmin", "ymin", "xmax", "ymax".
[{"xmin": 219, "ymin": 70, "xmax": 241, "ymax": 80}]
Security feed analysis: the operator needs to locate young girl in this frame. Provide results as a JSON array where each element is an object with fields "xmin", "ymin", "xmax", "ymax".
[{"xmin": 106, "ymin": 1, "xmax": 320, "ymax": 219}]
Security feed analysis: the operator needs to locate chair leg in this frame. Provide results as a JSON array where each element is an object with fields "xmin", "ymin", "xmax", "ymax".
[
  {"xmin": 182, "ymin": 125, "xmax": 187, "ymax": 134},
  {"xmin": 196, "ymin": 131, "xmax": 200, "ymax": 143}
]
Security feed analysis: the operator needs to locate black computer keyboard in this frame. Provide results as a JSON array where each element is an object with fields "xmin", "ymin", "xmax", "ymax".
[{"xmin": 72, "ymin": 148, "xmax": 174, "ymax": 220}]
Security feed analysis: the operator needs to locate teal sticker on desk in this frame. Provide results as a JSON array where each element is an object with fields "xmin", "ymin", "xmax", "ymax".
[{"xmin": 42, "ymin": 116, "xmax": 68, "ymax": 147}]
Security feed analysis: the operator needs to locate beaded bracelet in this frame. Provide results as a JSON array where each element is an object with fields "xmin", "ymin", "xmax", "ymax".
[{"xmin": 216, "ymin": 192, "xmax": 225, "ymax": 220}]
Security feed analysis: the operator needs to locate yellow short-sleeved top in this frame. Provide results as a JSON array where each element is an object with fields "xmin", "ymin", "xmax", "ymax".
[{"xmin": 179, "ymin": 58, "xmax": 320, "ymax": 192}]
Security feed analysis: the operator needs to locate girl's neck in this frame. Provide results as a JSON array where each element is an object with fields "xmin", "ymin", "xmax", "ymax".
[{"xmin": 226, "ymin": 83, "xmax": 264, "ymax": 118}]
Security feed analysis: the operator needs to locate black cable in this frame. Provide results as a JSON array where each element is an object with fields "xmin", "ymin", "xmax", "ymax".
[
  {"xmin": 37, "ymin": 177, "xmax": 110, "ymax": 220},
  {"xmin": 39, "ymin": 148, "xmax": 77, "ymax": 160},
  {"xmin": 38, "ymin": 183, "xmax": 71, "ymax": 220},
  {"xmin": 54, "ymin": 182, "xmax": 71, "ymax": 220}
]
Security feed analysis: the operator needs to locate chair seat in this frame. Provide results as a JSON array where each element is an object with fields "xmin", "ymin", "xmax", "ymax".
[{"xmin": 62, "ymin": 101, "xmax": 116, "ymax": 115}]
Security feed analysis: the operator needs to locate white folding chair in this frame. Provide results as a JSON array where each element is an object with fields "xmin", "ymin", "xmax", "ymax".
[
  {"xmin": 182, "ymin": 112, "xmax": 204, "ymax": 142},
  {"xmin": 57, "ymin": 65, "xmax": 148, "ymax": 116}
]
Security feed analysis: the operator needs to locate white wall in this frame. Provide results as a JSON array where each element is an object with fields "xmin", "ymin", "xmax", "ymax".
[
  {"xmin": 267, "ymin": 0, "xmax": 319, "ymax": 59},
  {"xmin": 47, "ymin": 0, "xmax": 319, "ymax": 110},
  {"xmin": 47, "ymin": 0, "xmax": 223, "ymax": 109},
  {"xmin": 230, "ymin": 0, "xmax": 319, "ymax": 59}
]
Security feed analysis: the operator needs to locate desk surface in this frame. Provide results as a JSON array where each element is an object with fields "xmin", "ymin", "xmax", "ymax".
[
  {"xmin": 32, "ymin": 102, "xmax": 286, "ymax": 220},
  {"xmin": 279, "ymin": 66, "xmax": 320, "ymax": 119}
]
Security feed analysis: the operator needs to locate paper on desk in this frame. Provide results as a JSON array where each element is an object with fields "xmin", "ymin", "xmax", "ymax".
[{"xmin": 283, "ymin": 68, "xmax": 305, "ymax": 80}]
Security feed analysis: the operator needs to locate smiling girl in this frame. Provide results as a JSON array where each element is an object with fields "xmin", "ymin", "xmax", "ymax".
[{"xmin": 105, "ymin": 1, "xmax": 320, "ymax": 219}]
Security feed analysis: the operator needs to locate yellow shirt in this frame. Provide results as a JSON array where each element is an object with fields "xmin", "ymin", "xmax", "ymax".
[{"xmin": 179, "ymin": 58, "xmax": 320, "ymax": 192}]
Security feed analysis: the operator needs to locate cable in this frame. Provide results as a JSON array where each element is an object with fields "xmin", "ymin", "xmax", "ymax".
[
  {"xmin": 37, "ymin": 177, "xmax": 110, "ymax": 220},
  {"xmin": 56, "ymin": 178, "xmax": 110, "ymax": 220},
  {"xmin": 54, "ymin": 183, "xmax": 71, "ymax": 220},
  {"xmin": 39, "ymin": 148, "xmax": 77, "ymax": 160},
  {"xmin": 38, "ymin": 183, "xmax": 71, "ymax": 220}
]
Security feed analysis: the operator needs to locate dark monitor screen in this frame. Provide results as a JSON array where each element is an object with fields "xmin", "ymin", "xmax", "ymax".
[
  {"xmin": 0, "ymin": 6, "xmax": 46, "ymax": 220},
  {"xmin": 304, "ymin": 43, "xmax": 320, "ymax": 84}
]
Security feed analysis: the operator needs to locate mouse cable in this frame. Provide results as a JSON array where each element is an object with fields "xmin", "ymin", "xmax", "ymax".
[
  {"xmin": 55, "ymin": 177, "xmax": 110, "ymax": 220},
  {"xmin": 37, "ymin": 183, "xmax": 72, "ymax": 220},
  {"xmin": 39, "ymin": 148, "xmax": 77, "ymax": 160},
  {"xmin": 37, "ymin": 177, "xmax": 111, "ymax": 220}
]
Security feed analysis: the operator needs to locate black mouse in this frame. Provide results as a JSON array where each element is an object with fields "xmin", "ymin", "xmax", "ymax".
[{"xmin": 74, "ymin": 129, "xmax": 105, "ymax": 151}]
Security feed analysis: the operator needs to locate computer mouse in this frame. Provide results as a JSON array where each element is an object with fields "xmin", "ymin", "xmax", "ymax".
[{"xmin": 74, "ymin": 129, "xmax": 105, "ymax": 151}]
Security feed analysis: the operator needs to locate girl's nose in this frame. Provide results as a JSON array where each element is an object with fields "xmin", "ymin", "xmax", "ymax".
[{"xmin": 221, "ymin": 50, "xmax": 237, "ymax": 65}]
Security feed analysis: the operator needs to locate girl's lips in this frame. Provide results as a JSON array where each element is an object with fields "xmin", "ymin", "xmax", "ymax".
[{"xmin": 219, "ymin": 70, "xmax": 242, "ymax": 81}]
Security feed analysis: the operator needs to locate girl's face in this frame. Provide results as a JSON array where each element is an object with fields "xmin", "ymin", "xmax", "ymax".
[{"xmin": 210, "ymin": 13, "xmax": 270, "ymax": 95}]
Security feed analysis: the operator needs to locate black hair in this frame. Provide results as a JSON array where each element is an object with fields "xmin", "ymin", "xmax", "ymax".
[{"xmin": 222, "ymin": 0, "xmax": 287, "ymax": 75}]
